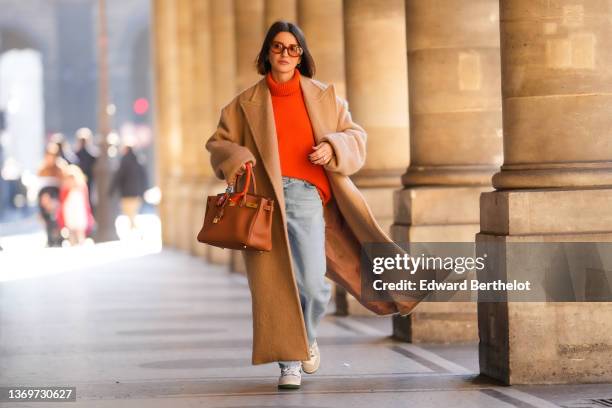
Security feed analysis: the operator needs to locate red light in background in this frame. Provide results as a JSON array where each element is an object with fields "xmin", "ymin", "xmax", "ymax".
[{"xmin": 133, "ymin": 98, "xmax": 149, "ymax": 115}]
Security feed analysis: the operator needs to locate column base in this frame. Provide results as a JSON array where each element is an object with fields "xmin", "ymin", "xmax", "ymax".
[
  {"xmin": 478, "ymin": 231, "xmax": 612, "ymax": 384},
  {"xmin": 479, "ymin": 300, "xmax": 612, "ymax": 385},
  {"xmin": 478, "ymin": 188, "xmax": 612, "ymax": 384},
  {"xmin": 390, "ymin": 186, "xmax": 487, "ymax": 343},
  {"xmin": 391, "ymin": 224, "xmax": 481, "ymax": 242},
  {"xmin": 392, "ymin": 302, "xmax": 478, "ymax": 343},
  {"xmin": 356, "ymin": 185, "xmax": 402, "ymax": 233}
]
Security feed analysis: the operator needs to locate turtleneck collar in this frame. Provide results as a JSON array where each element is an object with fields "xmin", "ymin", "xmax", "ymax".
[{"xmin": 266, "ymin": 69, "xmax": 301, "ymax": 97}]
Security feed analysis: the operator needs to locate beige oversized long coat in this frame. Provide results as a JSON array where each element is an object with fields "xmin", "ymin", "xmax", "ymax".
[{"xmin": 205, "ymin": 74, "xmax": 418, "ymax": 365}]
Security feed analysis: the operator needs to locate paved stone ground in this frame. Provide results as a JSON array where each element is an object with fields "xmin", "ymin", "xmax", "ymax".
[{"xmin": 0, "ymin": 248, "xmax": 611, "ymax": 407}]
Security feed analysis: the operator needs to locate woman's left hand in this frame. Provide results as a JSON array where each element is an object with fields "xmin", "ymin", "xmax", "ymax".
[{"xmin": 309, "ymin": 142, "xmax": 334, "ymax": 166}]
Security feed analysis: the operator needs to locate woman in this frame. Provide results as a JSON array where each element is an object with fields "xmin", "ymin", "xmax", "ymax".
[
  {"xmin": 37, "ymin": 144, "xmax": 66, "ymax": 247},
  {"xmin": 206, "ymin": 21, "xmax": 419, "ymax": 389},
  {"xmin": 57, "ymin": 164, "xmax": 95, "ymax": 245}
]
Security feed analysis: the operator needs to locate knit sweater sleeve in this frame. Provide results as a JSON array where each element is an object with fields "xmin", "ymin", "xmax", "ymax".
[
  {"xmin": 205, "ymin": 100, "xmax": 257, "ymax": 183},
  {"xmin": 319, "ymin": 95, "xmax": 367, "ymax": 176}
]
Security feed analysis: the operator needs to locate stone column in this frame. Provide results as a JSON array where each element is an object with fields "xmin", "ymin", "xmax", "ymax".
[
  {"xmin": 189, "ymin": 0, "xmax": 216, "ymax": 258},
  {"xmin": 265, "ymin": 0, "xmax": 297, "ymax": 26},
  {"xmin": 153, "ymin": 0, "xmax": 216, "ymax": 254},
  {"xmin": 212, "ymin": 0, "xmax": 237, "ymax": 115},
  {"xmin": 297, "ymin": 0, "xmax": 346, "ymax": 98},
  {"xmin": 234, "ymin": 0, "xmax": 265, "ymax": 92},
  {"xmin": 233, "ymin": 0, "xmax": 266, "ymax": 273},
  {"xmin": 478, "ymin": 0, "xmax": 612, "ymax": 384},
  {"xmin": 152, "ymin": 0, "xmax": 185, "ymax": 248},
  {"xmin": 205, "ymin": 0, "xmax": 237, "ymax": 265},
  {"xmin": 342, "ymin": 0, "xmax": 410, "ymax": 315},
  {"xmin": 391, "ymin": 0, "xmax": 503, "ymax": 342},
  {"xmin": 172, "ymin": 0, "xmax": 203, "ymax": 254}
]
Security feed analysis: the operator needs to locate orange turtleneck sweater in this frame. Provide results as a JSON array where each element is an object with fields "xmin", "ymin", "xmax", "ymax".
[{"xmin": 266, "ymin": 70, "xmax": 331, "ymax": 204}]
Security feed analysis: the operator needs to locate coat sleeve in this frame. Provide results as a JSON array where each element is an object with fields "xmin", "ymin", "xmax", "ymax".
[
  {"xmin": 205, "ymin": 100, "xmax": 257, "ymax": 183},
  {"xmin": 318, "ymin": 95, "xmax": 367, "ymax": 176}
]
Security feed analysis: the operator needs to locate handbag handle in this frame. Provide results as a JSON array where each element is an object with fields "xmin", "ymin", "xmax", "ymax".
[
  {"xmin": 229, "ymin": 162, "xmax": 256, "ymax": 205},
  {"xmin": 213, "ymin": 162, "xmax": 259, "ymax": 222}
]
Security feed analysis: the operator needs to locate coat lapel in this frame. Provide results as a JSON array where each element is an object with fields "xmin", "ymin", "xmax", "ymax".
[
  {"xmin": 300, "ymin": 75, "xmax": 338, "ymax": 144},
  {"xmin": 238, "ymin": 75, "xmax": 338, "ymax": 208},
  {"xmin": 239, "ymin": 80, "xmax": 284, "ymax": 208}
]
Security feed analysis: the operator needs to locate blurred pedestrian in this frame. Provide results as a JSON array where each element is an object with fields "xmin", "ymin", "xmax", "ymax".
[
  {"xmin": 50, "ymin": 132, "xmax": 79, "ymax": 165},
  {"xmin": 57, "ymin": 164, "xmax": 94, "ymax": 245},
  {"xmin": 109, "ymin": 143, "xmax": 148, "ymax": 231},
  {"xmin": 74, "ymin": 127, "xmax": 98, "ymax": 207},
  {"xmin": 0, "ymin": 133, "xmax": 5, "ymax": 220},
  {"xmin": 37, "ymin": 144, "xmax": 66, "ymax": 247}
]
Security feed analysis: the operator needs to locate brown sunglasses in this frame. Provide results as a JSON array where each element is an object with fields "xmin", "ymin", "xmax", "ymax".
[{"xmin": 270, "ymin": 41, "xmax": 303, "ymax": 57}]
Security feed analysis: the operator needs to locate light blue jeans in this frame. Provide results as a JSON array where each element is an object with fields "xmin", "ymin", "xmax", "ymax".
[{"xmin": 278, "ymin": 176, "xmax": 332, "ymax": 370}]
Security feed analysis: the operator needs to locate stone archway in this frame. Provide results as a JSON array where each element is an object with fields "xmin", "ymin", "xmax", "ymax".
[
  {"xmin": 0, "ymin": 20, "xmax": 57, "ymax": 132},
  {"xmin": 0, "ymin": 27, "xmax": 46, "ymax": 175}
]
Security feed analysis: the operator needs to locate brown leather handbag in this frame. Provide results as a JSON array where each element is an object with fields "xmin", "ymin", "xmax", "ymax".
[{"xmin": 197, "ymin": 163, "xmax": 274, "ymax": 251}]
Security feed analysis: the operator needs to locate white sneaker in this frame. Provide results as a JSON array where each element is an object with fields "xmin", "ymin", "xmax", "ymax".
[
  {"xmin": 301, "ymin": 340, "xmax": 320, "ymax": 374},
  {"xmin": 278, "ymin": 363, "xmax": 302, "ymax": 389}
]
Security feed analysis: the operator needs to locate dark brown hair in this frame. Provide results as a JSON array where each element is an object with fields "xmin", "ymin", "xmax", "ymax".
[{"xmin": 255, "ymin": 21, "xmax": 315, "ymax": 77}]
